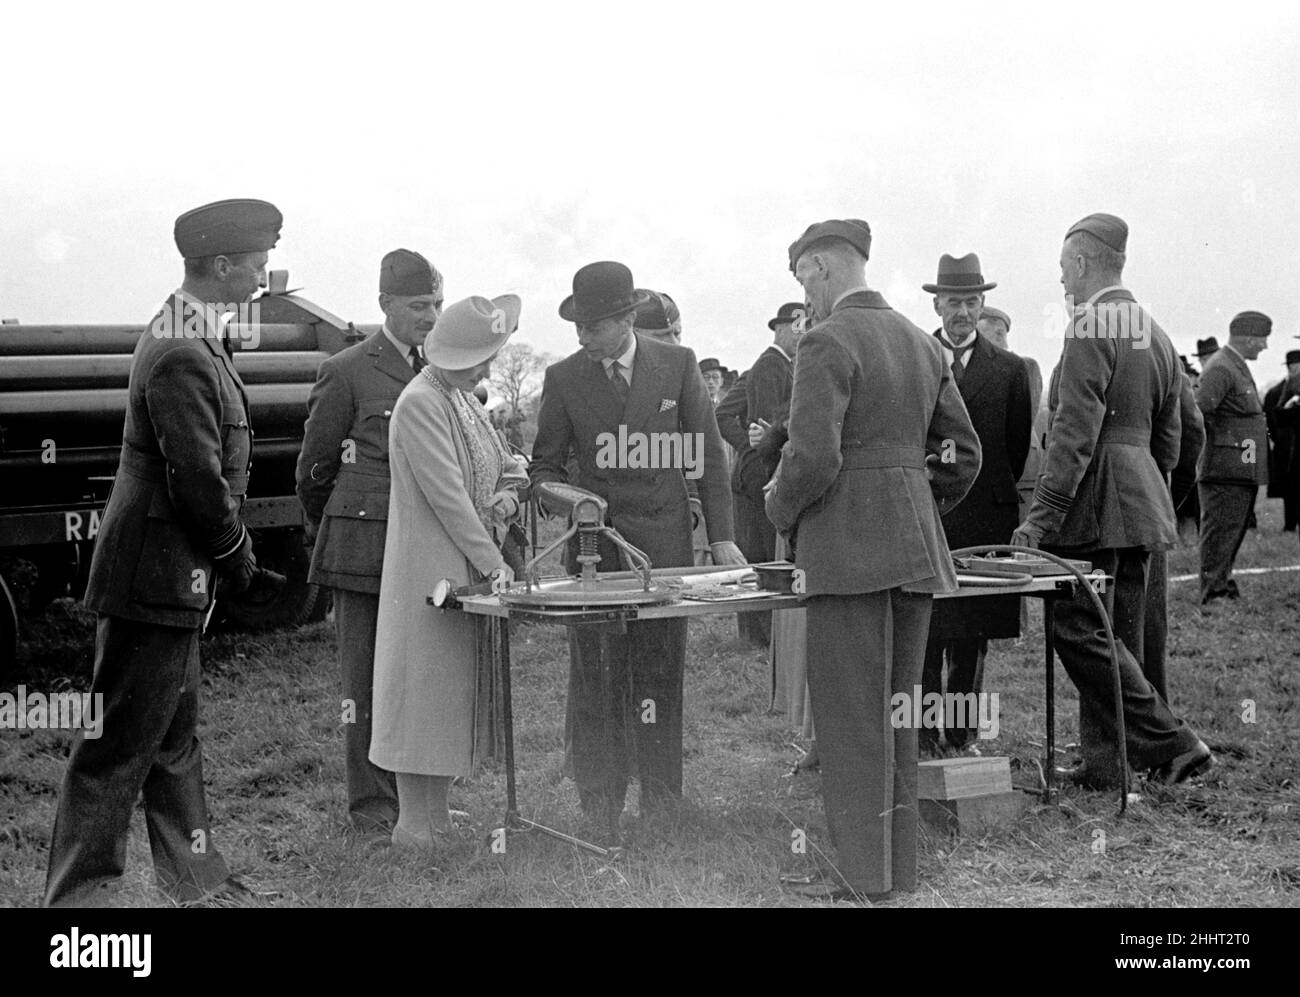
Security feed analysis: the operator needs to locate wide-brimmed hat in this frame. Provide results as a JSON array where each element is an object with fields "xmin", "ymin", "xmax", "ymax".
[
  {"xmin": 768, "ymin": 302, "xmax": 804, "ymax": 331},
  {"xmin": 922, "ymin": 253, "xmax": 997, "ymax": 294},
  {"xmin": 559, "ymin": 261, "xmax": 650, "ymax": 324},
  {"xmin": 1195, "ymin": 336, "xmax": 1219, "ymax": 358},
  {"xmin": 424, "ymin": 294, "xmax": 521, "ymax": 370}
]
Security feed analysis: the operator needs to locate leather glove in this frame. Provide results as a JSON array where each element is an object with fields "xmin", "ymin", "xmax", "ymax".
[{"xmin": 214, "ymin": 533, "xmax": 257, "ymax": 595}]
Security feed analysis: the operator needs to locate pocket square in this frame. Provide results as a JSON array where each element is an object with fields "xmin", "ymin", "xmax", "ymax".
[{"xmin": 659, "ymin": 399, "xmax": 677, "ymax": 412}]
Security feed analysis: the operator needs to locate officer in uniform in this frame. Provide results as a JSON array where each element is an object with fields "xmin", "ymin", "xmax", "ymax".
[
  {"xmin": 1196, "ymin": 311, "xmax": 1271, "ymax": 602},
  {"xmin": 44, "ymin": 198, "xmax": 282, "ymax": 907},
  {"xmin": 296, "ymin": 249, "xmax": 443, "ymax": 833}
]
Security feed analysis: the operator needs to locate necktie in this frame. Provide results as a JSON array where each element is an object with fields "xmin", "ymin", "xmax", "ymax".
[
  {"xmin": 945, "ymin": 340, "xmax": 972, "ymax": 385},
  {"xmin": 409, "ymin": 347, "xmax": 423, "ymax": 375},
  {"xmin": 608, "ymin": 361, "xmax": 629, "ymax": 403}
]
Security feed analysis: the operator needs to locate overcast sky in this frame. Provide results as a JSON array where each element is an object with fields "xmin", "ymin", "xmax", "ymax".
[{"xmin": 4, "ymin": 1, "xmax": 1297, "ymax": 389}]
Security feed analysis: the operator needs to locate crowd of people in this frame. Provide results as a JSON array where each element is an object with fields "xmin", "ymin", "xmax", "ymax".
[{"xmin": 38, "ymin": 197, "xmax": 1294, "ymax": 907}]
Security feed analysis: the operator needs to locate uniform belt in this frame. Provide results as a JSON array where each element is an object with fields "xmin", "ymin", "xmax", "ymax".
[
  {"xmin": 336, "ymin": 465, "xmax": 392, "ymax": 482},
  {"xmin": 839, "ymin": 445, "xmax": 927, "ymax": 470},
  {"xmin": 1096, "ymin": 426, "xmax": 1149, "ymax": 446}
]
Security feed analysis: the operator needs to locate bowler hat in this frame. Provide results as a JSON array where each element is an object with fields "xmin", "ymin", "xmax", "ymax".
[
  {"xmin": 559, "ymin": 262, "xmax": 650, "ymax": 324},
  {"xmin": 634, "ymin": 289, "xmax": 681, "ymax": 332},
  {"xmin": 1066, "ymin": 213, "xmax": 1128, "ymax": 254},
  {"xmin": 768, "ymin": 302, "xmax": 804, "ymax": 331},
  {"xmin": 698, "ymin": 357, "xmax": 723, "ymax": 375},
  {"xmin": 922, "ymin": 253, "xmax": 997, "ymax": 294},
  {"xmin": 424, "ymin": 294, "xmax": 521, "ymax": 370},
  {"xmin": 787, "ymin": 219, "xmax": 872, "ymax": 272},
  {"xmin": 1229, "ymin": 310, "xmax": 1271, "ymax": 338},
  {"xmin": 381, "ymin": 249, "xmax": 442, "ymax": 296},
  {"xmin": 174, "ymin": 198, "xmax": 282, "ymax": 258},
  {"xmin": 1284, "ymin": 350, "xmax": 1300, "ymax": 365},
  {"xmin": 1195, "ymin": 337, "xmax": 1219, "ymax": 358}
]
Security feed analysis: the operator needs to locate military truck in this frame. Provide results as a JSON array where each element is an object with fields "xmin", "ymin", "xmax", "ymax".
[{"xmin": 0, "ymin": 276, "xmax": 375, "ymax": 678}]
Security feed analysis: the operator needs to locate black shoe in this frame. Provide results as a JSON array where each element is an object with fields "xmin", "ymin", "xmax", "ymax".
[{"xmin": 1151, "ymin": 740, "xmax": 1213, "ymax": 785}]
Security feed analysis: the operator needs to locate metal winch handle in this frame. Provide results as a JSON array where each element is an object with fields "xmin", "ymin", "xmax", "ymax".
[{"xmin": 524, "ymin": 481, "xmax": 655, "ymax": 591}]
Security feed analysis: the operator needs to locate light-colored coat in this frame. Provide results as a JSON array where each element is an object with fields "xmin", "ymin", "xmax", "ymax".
[
  {"xmin": 369, "ymin": 376, "xmax": 522, "ymax": 777},
  {"xmin": 765, "ymin": 290, "xmax": 981, "ymax": 596}
]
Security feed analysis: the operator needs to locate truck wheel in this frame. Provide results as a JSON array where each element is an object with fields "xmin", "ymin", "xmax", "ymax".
[
  {"xmin": 218, "ymin": 529, "xmax": 327, "ymax": 630},
  {"xmin": 0, "ymin": 574, "xmax": 18, "ymax": 682}
]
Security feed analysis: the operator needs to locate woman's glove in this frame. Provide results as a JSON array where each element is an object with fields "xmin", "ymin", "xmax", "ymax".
[
  {"xmin": 489, "ymin": 563, "xmax": 515, "ymax": 594},
  {"xmin": 489, "ymin": 490, "xmax": 520, "ymax": 522}
]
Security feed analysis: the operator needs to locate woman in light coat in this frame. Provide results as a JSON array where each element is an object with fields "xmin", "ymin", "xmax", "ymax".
[{"xmin": 369, "ymin": 294, "xmax": 527, "ymax": 849}]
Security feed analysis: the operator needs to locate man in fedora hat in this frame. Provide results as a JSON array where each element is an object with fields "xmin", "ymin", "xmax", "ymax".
[
  {"xmin": 698, "ymin": 356, "xmax": 725, "ymax": 403},
  {"xmin": 716, "ymin": 302, "xmax": 805, "ymax": 646},
  {"xmin": 1195, "ymin": 337, "xmax": 1220, "ymax": 370},
  {"xmin": 1264, "ymin": 348, "xmax": 1300, "ymax": 533},
  {"xmin": 1196, "ymin": 311, "xmax": 1272, "ymax": 600},
  {"xmin": 767, "ymin": 220, "xmax": 981, "ymax": 898},
  {"xmin": 45, "ymin": 199, "xmax": 284, "ymax": 906},
  {"xmin": 296, "ymin": 248, "xmax": 444, "ymax": 835},
  {"xmin": 530, "ymin": 261, "xmax": 743, "ymax": 835},
  {"xmin": 1013, "ymin": 213, "xmax": 1211, "ymax": 788},
  {"xmin": 921, "ymin": 254, "xmax": 1031, "ymax": 755}
]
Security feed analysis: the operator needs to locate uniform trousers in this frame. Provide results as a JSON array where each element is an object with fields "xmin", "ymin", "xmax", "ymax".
[
  {"xmin": 805, "ymin": 589, "xmax": 931, "ymax": 895},
  {"xmin": 565, "ymin": 618, "xmax": 687, "ymax": 820},
  {"xmin": 333, "ymin": 588, "xmax": 398, "ymax": 829},
  {"xmin": 733, "ymin": 490, "xmax": 774, "ymax": 644},
  {"xmin": 1197, "ymin": 483, "xmax": 1257, "ymax": 602},
  {"xmin": 1046, "ymin": 546, "xmax": 1199, "ymax": 782},
  {"xmin": 44, "ymin": 615, "xmax": 229, "ymax": 907}
]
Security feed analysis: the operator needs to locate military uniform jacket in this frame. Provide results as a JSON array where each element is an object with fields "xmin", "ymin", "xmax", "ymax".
[
  {"xmin": 529, "ymin": 334, "xmax": 734, "ymax": 571},
  {"xmin": 1196, "ymin": 345, "xmax": 1269, "ymax": 487},
  {"xmin": 931, "ymin": 330, "xmax": 1032, "ymax": 638},
  {"xmin": 766, "ymin": 290, "xmax": 981, "ymax": 597},
  {"xmin": 1025, "ymin": 288, "xmax": 1181, "ymax": 550},
  {"xmin": 296, "ymin": 331, "xmax": 417, "ymax": 593},
  {"xmin": 84, "ymin": 291, "xmax": 253, "ymax": 629}
]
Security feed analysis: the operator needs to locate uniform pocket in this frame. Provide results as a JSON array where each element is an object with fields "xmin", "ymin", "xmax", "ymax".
[{"xmin": 130, "ymin": 488, "xmax": 210, "ymax": 610}]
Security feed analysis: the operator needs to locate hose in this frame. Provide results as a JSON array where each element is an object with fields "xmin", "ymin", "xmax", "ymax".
[{"xmin": 948, "ymin": 544, "xmax": 1130, "ymax": 815}]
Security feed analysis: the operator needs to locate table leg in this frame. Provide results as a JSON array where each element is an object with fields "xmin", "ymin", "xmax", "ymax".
[
  {"xmin": 501, "ymin": 620, "xmax": 518, "ymax": 817},
  {"xmin": 1043, "ymin": 595, "xmax": 1056, "ymax": 803}
]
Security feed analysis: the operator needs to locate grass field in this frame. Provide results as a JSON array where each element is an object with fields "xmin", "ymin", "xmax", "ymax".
[{"xmin": 2, "ymin": 498, "xmax": 1297, "ymax": 908}]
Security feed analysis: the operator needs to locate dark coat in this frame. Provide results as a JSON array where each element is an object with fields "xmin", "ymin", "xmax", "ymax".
[
  {"xmin": 296, "ymin": 331, "xmax": 417, "ymax": 593},
  {"xmin": 84, "ymin": 291, "xmax": 253, "ymax": 628},
  {"xmin": 1025, "ymin": 288, "xmax": 1181, "ymax": 551},
  {"xmin": 1263, "ymin": 378, "xmax": 1300, "ymax": 498},
  {"xmin": 931, "ymin": 330, "xmax": 1032, "ymax": 639},
  {"xmin": 1172, "ymin": 372, "xmax": 1205, "ymax": 516},
  {"xmin": 529, "ymin": 333, "xmax": 734, "ymax": 570},
  {"xmin": 1196, "ymin": 345, "xmax": 1268, "ymax": 487},
  {"xmin": 717, "ymin": 346, "xmax": 793, "ymax": 500},
  {"xmin": 765, "ymin": 290, "xmax": 980, "ymax": 596}
]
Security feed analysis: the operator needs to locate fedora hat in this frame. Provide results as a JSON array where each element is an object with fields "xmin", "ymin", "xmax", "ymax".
[
  {"xmin": 559, "ymin": 261, "xmax": 650, "ymax": 324},
  {"xmin": 768, "ymin": 302, "xmax": 804, "ymax": 331},
  {"xmin": 424, "ymin": 294, "xmax": 521, "ymax": 370},
  {"xmin": 922, "ymin": 253, "xmax": 997, "ymax": 294},
  {"xmin": 1195, "ymin": 336, "xmax": 1219, "ymax": 358}
]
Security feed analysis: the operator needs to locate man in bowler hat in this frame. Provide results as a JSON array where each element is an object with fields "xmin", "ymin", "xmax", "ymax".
[
  {"xmin": 1014, "ymin": 213, "xmax": 1211, "ymax": 788},
  {"xmin": 921, "ymin": 254, "xmax": 1031, "ymax": 754},
  {"xmin": 530, "ymin": 261, "xmax": 743, "ymax": 835},
  {"xmin": 44, "ymin": 199, "xmax": 282, "ymax": 906},
  {"xmin": 1196, "ymin": 311, "xmax": 1271, "ymax": 600},
  {"xmin": 767, "ymin": 220, "xmax": 981, "ymax": 898},
  {"xmin": 296, "ymin": 249, "xmax": 444, "ymax": 832}
]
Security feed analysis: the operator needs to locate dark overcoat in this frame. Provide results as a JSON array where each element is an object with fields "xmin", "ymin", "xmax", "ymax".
[{"xmin": 931, "ymin": 330, "xmax": 1031, "ymax": 638}]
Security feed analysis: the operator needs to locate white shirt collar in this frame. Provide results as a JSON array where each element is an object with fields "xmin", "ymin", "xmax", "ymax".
[
  {"xmin": 173, "ymin": 288, "xmax": 233, "ymax": 339},
  {"xmin": 832, "ymin": 285, "xmax": 871, "ymax": 310},
  {"xmin": 382, "ymin": 323, "xmax": 420, "ymax": 361},
  {"xmin": 601, "ymin": 334, "xmax": 637, "ymax": 376}
]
